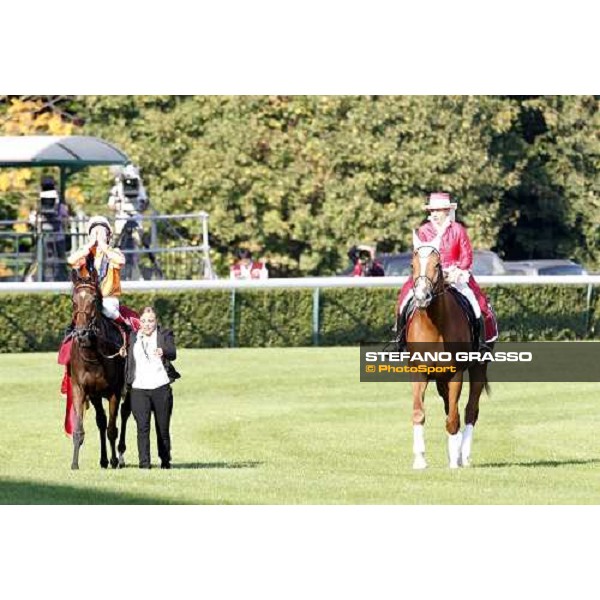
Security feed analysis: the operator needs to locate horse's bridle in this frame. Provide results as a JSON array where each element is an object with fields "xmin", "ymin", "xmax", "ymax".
[
  {"xmin": 412, "ymin": 246, "xmax": 445, "ymax": 305},
  {"xmin": 72, "ymin": 283, "xmax": 125, "ymax": 359},
  {"xmin": 72, "ymin": 283, "xmax": 99, "ymax": 336}
]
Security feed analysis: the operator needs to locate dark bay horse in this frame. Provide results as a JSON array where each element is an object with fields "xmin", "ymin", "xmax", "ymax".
[
  {"xmin": 399, "ymin": 232, "xmax": 491, "ymax": 469},
  {"xmin": 69, "ymin": 270, "xmax": 132, "ymax": 470}
]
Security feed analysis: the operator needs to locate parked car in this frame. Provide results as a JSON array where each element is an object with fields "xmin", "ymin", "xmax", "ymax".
[
  {"xmin": 378, "ymin": 252, "xmax": 412, "ymax": 276},
  {"xmin": 338, "ymin": 252, "xmax": 412, "ymax": 276},
  {"xmin": 471, "ymin": 250, "xmax": 508, "ymax": 276},
  {"xmin": 503, "ymin": 259, "xmax": 588, "ymax": 276},
  {"xmin": 340, "ymin": 249, "xmax": 508, "ymax": 277}
]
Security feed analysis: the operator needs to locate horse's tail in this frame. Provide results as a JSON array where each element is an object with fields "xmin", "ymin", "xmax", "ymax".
[
  {"xmin": 482, "ymin": 368, "xmax": 491, "ymax": 397},
  {"xmin": 436, "ymin": 379, "xmax": 448, "ymax": 399},
  {"xmin": 484, "ymin": 378, "xmax": 491, "ymax": 397}
]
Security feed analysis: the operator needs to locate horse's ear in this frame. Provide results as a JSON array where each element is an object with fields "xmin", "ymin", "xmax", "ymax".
[
  {"xmin": 90, "ymin": 269, "xmax": 98, "ymax": 287},
  {"xmin": 412, "ymin": 230, "xmax": 422, "ymax": 250},
  {"xmin": 430, "ymin": 234, "xmax": 441, "ymax": 252},
  {"xmin": 71, "ymin": 269, "xmax": 80, "ymax": 285}
]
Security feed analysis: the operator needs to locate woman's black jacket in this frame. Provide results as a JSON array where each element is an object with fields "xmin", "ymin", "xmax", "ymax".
[{"xmin": 125, "ymin": 326, "xmax": 181, "ymax": 387}]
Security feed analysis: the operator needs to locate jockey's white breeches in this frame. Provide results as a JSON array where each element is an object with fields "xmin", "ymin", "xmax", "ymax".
[
  {"xmin": 102, "ymin": 296, "xmax": 120, "ymax": 320},
  {"xmin": 399, "ymin": 283, "xmax": 481, "ymax": 318},
  {"xmin": 452, "ymin": 281, "xmax": 481, "ymax": 318}
]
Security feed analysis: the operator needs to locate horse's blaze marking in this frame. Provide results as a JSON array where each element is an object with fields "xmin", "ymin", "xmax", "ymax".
[
  {"xmin": 416, "ymin": 247, "xmax": 434, "ymax": 297},
  {"xmin": 419, "ymin": 253, "xmax": 428, "ymax": 281}
]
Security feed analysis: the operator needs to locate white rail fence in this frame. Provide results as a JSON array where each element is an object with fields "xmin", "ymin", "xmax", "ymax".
[
  {"xmin": 1, "ymin": 275, "xmax": 598, "ymax": 346},
  {"xmin": 2, "ymin": 274, "xmax": 600, "ymax": 293}
]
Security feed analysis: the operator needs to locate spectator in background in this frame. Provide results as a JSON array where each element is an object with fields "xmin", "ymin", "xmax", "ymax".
[
  {"xmin": 348, "ymin": 244, "xmax": 384, "ymax": 277},
  {"xmin": 230, "ymin": 248, "xmax": 269, "ymax": 280}
]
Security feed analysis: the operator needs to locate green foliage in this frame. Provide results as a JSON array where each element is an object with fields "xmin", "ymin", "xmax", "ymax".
[
  {"xmin": 70, "ymin": 95, "xmax": 599, "ymax": 276},
  {"xmin": 2, "ymin": 95, "xmax": 598, "ymax": 275},
  {"xmin": 496, "ymin": 96, "xmax": 600, "ymax": 265},
  {"xmin": 486, "ymin": 285, "xmax": 590, "ymax": 340},
  {"xmin": 0, "ymin": 285, "xmax": 597, "ymax": 353}
]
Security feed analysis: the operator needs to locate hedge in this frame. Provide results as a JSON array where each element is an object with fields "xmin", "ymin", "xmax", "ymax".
[{"xmin": 0, "ymin": 285, "xmax": 597, "ymax": 353}]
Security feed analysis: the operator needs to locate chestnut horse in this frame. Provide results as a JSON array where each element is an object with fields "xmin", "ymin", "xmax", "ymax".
[
  {"xmin": 69, "ymin": 270, "xmax": 132, "ymax": 470},
  {"xmin": 399, "ymin": 232, "xmax": 491, "ymax": 470}
]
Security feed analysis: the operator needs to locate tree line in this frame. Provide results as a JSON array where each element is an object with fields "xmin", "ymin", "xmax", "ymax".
[{"xmin": 1, "ymin": 95, "xmax": 598, "ymax": 276}]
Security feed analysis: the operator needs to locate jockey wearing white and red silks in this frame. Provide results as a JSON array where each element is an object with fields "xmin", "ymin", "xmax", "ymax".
[{"xmin": 397, "ymin": 192, "xmax": 497, "ymax": 344}]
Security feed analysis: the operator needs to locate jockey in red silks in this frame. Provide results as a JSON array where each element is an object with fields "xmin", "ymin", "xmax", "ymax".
[{"xmin": 396, "ymin": 192, "xmax": 498, "ymax": 351}]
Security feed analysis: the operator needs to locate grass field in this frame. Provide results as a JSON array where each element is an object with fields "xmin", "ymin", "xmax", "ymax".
[{"xmin": 1, "ymin": 347, "xmax": 600, "ymax": 504}]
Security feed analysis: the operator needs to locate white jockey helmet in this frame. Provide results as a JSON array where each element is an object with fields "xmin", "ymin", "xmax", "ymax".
[{"xmin": 87, "ymin": 215, "xmax": 113, "ymax": 236}]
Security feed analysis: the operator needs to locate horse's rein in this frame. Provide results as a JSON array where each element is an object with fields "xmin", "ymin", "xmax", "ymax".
[{"xmin": 96, "ymin": 328, "xmax": 127, "ymax": 360}]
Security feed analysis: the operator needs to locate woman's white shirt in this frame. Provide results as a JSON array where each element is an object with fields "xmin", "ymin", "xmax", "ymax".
[{"xmin": 132, "ymin": 330, "xmax": 170, "ymax": 390}]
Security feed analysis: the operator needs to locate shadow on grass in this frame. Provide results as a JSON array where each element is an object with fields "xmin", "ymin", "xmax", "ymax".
[
  {"xmin": 172, "ymin": 461, "xmax": 262, "ymax": 470},
  {"xmin": 479, "ymin": 458, "xmax": 600, "ymax": 468},
  {"xmin": 0, "ymin": 477, "xmax": 245, "ymax": 505},
  {"xmin": 0, "ymin": 478, "xmax": 181, "ymax": 505}
]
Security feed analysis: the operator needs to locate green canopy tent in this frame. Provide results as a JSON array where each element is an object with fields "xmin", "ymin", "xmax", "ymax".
[
  {"xmin": 0, "ymin": 135, "xmax": 130, "ymax": 281},
  {"xmin": 0, "ymin": 135, "xmax": 130, "ymax": 199}
]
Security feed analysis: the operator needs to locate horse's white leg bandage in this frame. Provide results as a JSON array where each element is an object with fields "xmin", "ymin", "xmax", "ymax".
[
  {"xmin": 102, "ymin": 297, "xmax": 120, "ymax": 320},
  {"xmin": 453, "ymin": 283, "xmax": 481, "ymax": 318},
  {"xmin": 412, "ymin": 424, "xmax": 427, "ymax": 469},
  {"xmin": 448, "ymin": 431, "xmax": 463, "ymax": 469},
  {"xmin": 413, "ymin": 424, "xmax": 425, "ymax": 454},
  {"xmin": 460, "ymin": 424, "xmax": 474, "ymax": 467}
]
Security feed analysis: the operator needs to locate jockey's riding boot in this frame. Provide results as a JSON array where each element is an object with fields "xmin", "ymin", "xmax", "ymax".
[
  {"xmin": 114, "ymin": 315, "xmax": 131, "ymax": 335},
  {"xmin": 476, "ymin": 315, "xmax": 492, "ymax": 354},
  {"xmin": 395, "ymin": 308, "xmax": 408, "ymax": 352}
]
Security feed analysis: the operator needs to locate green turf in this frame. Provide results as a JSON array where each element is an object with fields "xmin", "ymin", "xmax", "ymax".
[{"xmin": 1, "ymin": 347, "xmax": 600, "ymax": 504}]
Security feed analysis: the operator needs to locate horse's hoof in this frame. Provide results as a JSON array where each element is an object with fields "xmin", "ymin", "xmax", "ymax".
[
  {"xmin": 100, "ymin": 461, "xmax": 108, "ymax": 469},
  {"xmin": 461, "ymin": 457, "xmax": 471, "ymax": 468},
  {"xmin": 449, "ymin": 462, "xmax": 460, "ymax": 469},
  {"xmin": 413, "ymin": 454, "xmax": 427, "ymax": 470},
  {"xmin": 71, "ymin": 464, "xmax": 79, "ymax": 471},
  {"xmin": 118, "ymin": 454, "xmax": 126, "ymax": 468},
  {"xmin": 110, "ymin": 459, "xmax": 119, "ymax": 469}
]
